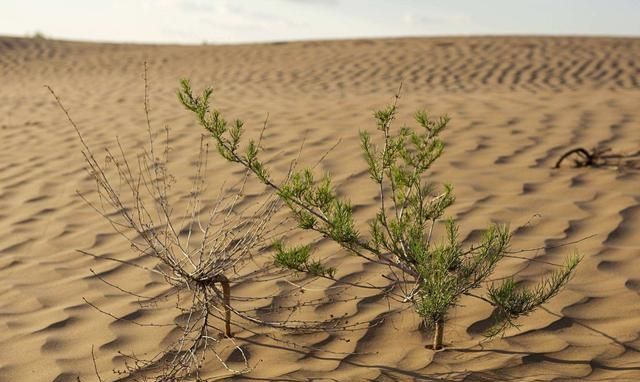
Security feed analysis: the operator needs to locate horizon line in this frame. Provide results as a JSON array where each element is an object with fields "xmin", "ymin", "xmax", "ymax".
[{"xmin": 4, "ymin": 32, "xmax": 640, "ymax": 47}]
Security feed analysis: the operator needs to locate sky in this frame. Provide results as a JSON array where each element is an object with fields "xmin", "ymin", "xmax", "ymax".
[{"xmin": 2, "ymin": 0, "xmax": 639, "ymax": 44}]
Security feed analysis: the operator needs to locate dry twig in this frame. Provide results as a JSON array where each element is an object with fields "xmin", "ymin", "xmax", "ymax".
[{"xmin": 555, "ymin": 145, "xmax": 640, "ymax": 170}]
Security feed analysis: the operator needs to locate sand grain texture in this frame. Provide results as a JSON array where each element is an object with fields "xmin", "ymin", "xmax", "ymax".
[{"xmin": 1, "ymin": 36, "xmax": 640, "ymax": 381}]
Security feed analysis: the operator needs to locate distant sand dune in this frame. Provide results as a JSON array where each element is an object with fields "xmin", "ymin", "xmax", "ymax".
[{"xmin": 1, "ymin": 36, "xmax": 640, "ymax": 381}]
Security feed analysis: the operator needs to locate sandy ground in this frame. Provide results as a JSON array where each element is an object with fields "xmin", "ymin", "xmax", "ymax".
[{"xmin": 1, "ymin": 35, "xmax": 640, "ymax": 381}]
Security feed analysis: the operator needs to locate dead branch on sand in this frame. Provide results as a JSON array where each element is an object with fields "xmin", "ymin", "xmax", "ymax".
[
  {"xmin": 46, "ymin": 70, "xmax": 282, "ymax": 379},
  {"xmin": 554, "ymin": 146, "xmax": 640, "ymax": 170},
  {"xmin": 50, "ymin": 67, "xmax": 388, "ymax": 382}
]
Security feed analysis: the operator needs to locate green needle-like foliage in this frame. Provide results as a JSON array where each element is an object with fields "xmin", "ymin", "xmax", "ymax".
[
  {"xmin": 178, "ymin": 80, "xmax": 581, "ymax": 350},
  {"xmin": 273, "ymin": 239, "xmax": 336, "ymax": 278},
  {"xmin": 486, "ymin": 253, "xmax": 580, "ymax": 337}
]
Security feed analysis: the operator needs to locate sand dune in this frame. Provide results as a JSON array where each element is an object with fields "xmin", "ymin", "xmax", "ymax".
[{"xmin": 1, "ymin": 35, "xmax": 640, "ymax": 381}]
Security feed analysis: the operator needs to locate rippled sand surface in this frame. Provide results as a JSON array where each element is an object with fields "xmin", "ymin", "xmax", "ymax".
[{"xmin": 1, "ymin": 36, "xmax": 640, "ymax": 381}]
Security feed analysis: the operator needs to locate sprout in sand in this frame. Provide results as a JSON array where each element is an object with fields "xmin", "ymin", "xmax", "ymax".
[{"xmin": 178, "ymin": 80, "xmax": 580, "ymax": 350}]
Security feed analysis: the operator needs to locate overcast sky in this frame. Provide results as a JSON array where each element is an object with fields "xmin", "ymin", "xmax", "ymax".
[{"xmin": 2, "ymin": 0, "xmax": 639, "ymax": 44}]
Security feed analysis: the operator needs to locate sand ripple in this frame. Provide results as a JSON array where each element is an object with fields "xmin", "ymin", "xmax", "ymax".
[{"xmin": 1, "ymin": 36, "xmax": 640, "ymax": 381}]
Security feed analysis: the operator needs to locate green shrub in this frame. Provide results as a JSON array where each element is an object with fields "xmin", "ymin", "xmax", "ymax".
[{"xmin": 178, "ymin": 80, "xmax": 580, "ymax": 350}]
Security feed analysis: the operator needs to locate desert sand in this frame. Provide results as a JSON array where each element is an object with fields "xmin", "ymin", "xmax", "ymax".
[{"xmin": 1, "ymin": 35, "xmax": 640, "ymax": 381}]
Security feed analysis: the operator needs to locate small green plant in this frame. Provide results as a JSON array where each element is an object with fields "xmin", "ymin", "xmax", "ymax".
[{"xmin": 178, "ymin": 80, "xmax": 580, "ymax": 350}]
